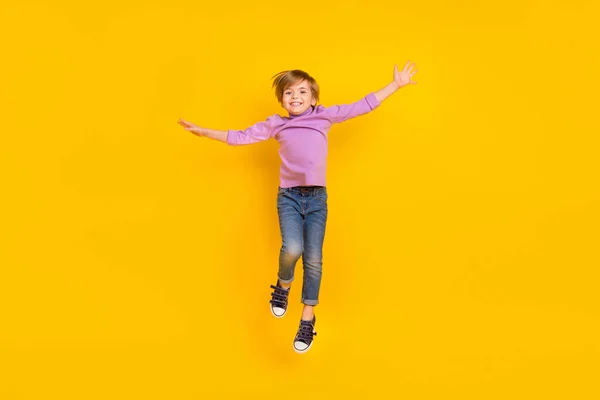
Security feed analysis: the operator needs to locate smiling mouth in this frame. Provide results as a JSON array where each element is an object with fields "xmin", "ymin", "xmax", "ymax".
[{"xmin": 290, "ymin": 102, "xmax": 303, "ymax": 107}]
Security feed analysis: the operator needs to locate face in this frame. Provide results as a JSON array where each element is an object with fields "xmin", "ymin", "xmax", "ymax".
[{"xmin": 282, "ymin": 80, "xmax": 316, "ymax": 115}]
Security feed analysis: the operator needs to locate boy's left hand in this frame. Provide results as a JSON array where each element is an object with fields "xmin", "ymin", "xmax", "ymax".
[{"xmin": 394, "ymin": 61, "xmax": 418, "ymax": 88}]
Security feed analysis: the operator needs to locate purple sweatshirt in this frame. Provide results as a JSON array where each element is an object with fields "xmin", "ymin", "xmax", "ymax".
[{"xmin": 226, "ymin": 92, "xmax": 380, "ymax": 188}]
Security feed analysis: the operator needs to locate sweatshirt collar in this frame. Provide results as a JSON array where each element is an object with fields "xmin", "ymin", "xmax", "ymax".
[{"xmin": 287, "ymin": 106, "xmax": 314, "ymax": 119}]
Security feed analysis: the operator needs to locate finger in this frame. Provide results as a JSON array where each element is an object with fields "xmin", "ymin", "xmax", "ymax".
[
  {"xmin": 403, "ymin": 60, "xmax": 411, "ymax": 72},
  {"xmin": 410, "ymin": 69, "xmax": 419, "ymax": 76}
]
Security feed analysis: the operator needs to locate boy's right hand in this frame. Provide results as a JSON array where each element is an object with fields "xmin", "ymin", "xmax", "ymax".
[{"xmin": 177, "ymin": 118, "xmax": 205, "ymax": 137}]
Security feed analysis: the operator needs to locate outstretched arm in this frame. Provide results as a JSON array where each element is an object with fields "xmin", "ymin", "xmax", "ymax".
[
  {"xmin": 374, "ymin": 61, "xmax": 418, "ymax": 103},
  {"xmin": 179, "ymin": 116, "xmax": 276, "ymax": 146},
  {"xmin": 177, "ymin": 118, "xmax": 228, "ymax": 143}
]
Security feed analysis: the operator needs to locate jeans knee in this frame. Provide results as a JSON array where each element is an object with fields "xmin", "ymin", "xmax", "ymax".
[
  {"xmin": 281, "ymin": 243, "xmax": 303, "ymax": 260},
  {"xmin": 303, "ymin": 255, "xmax": 322, "ymax": 267},
  {"xmin": 303, "ymin": 260, "xmax": 323, "ymax": 276}
]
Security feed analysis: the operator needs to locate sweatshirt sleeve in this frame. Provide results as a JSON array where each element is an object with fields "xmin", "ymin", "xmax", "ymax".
[
  {"xmin": 322, "ymin": 92, "xmax": 380, "ymax": 124},
  {"xmin": 226, "ymin": 115, "xmax": 277, "ymax": 146}
]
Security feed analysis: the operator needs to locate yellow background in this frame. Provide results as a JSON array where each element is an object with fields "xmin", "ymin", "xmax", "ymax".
[{"xmin": 1, "ymin": 0, "xmax": 599, "ymax": 398}]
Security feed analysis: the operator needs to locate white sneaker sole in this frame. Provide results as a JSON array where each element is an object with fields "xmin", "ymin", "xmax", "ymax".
[{"xmin": 270, "ymin": 306, "xmax": 286, "ymax": 318}]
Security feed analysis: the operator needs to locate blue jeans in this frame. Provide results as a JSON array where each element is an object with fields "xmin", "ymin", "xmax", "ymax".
[{"xmin": 276, "ymin": 186, "xmax": 328, "ymax": 306}]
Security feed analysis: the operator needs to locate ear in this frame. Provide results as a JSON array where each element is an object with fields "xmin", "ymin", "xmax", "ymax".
[{"xmin": 311, "ymin": 99, "xmax": 317, "ymax": 106}]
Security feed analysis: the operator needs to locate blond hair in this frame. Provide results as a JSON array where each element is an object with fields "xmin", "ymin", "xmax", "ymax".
[{"xmin": 271, "ymin": 70, "xmax": 320, "ymax": 105}]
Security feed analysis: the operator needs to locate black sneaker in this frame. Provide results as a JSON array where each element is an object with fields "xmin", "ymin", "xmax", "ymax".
[
  {"xmin": 293, "ymin": 316, "xmax": 317, "ymax": 354},
  {"xmin": 269, "ymin": 281, "xmax": 290, "ymax": 318}
]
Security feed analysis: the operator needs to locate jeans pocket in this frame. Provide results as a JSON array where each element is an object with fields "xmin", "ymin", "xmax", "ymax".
[{"xmin": 316, "ymin": 191, "xmax": 328, "ymax": 206}]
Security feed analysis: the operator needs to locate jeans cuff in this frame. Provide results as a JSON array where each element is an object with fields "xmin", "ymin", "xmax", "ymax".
[
  {"xmin": 278, "ymin": 275, "xmax": 294, "ymax": 284},
  {"xmin": 302, "ymin": 299, "xmax": 319, "ymax": 306}
]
